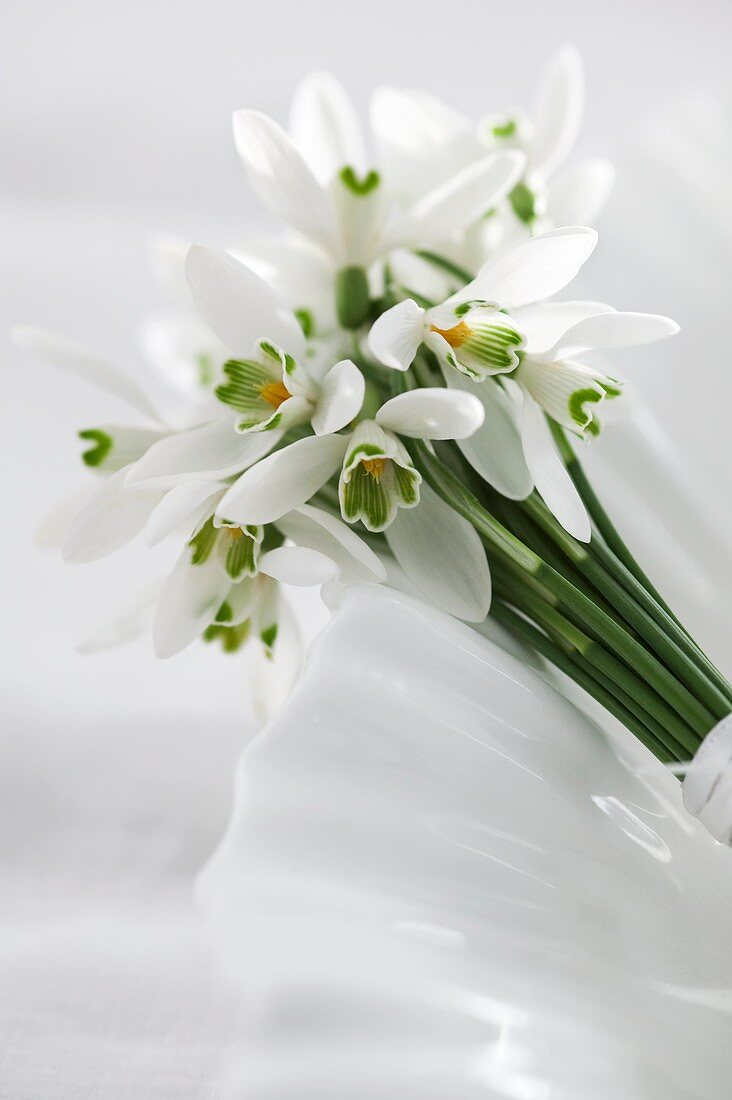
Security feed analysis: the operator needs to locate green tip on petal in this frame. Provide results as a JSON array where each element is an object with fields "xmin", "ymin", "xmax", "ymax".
[
  {"xmin": 294, "ymin": 309, "xmax": 314, "ymax": 338},
  {"xmin": 260, "ymin": 622, "xmax": 278, "ymax": 651},
  {"xmin": 492, "ymin": 119, "xmax": 517, "ymax": 139},
  {"xmin": 339, "ymin": 165, "xmax": 381, "ymax": 196},
  {"xmin": 79, "ymin": 429, "xmax": 113, "ymax": 468},
  {"xmin": 188, "ymin": 516, "xmax": 218, "ymax": 565}
]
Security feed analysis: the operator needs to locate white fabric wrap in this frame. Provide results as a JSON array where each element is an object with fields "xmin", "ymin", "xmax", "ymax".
[{"xmin": 682, "ymin": 713, "xmax": 732, "ymax": 844}]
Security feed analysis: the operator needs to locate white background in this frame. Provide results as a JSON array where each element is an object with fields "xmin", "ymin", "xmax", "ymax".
[{"xmin": 1, "ymin": 2, "xmax": 731, "ymax": 1094}]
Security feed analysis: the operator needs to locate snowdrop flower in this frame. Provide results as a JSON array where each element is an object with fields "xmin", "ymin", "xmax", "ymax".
[
  {"xmin": 232, "ymin": 72, "xmax": 526, "ymax": 330},
  {"xmin": 369, "ymin": 227, "xmax": 597, "ymax": 379},
  {"xmin": 216, "ymin": 386, "xmax": 484, "ymax": 533},
  {"xmin": 371, "ymin": 47, "xmax": 614, "ymax": 273},
  {"xmin": 478, "ymin": 46, "xmax": 614, "ymax": 234},
  {"xmin": 369, "ymin": 226, "xmax": 679, "ymax": 541}
]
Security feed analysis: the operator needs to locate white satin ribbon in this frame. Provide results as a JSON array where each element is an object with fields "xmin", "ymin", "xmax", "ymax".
[{"xmin": 682, "ymin": 713, "xmax": 732, "ymax": 844}]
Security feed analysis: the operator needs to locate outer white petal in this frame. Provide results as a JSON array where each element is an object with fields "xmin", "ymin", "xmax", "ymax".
[
  {"xmin": 289, "ymin": 71, "xmax": 366, "ymax": 184},
  {"xmin": 376, "ymin": 388, "xmax": 484, "ymax": 440},
  {"xmin": 383, "ymin": 151, "xmax": 526, "ymax": 249},
  {"xmin": 445, "ymin": 372, "xmax": 533, "ymax": 500},
  {"xmin": 259, "ymin": 545, "xmax": 339, "ymax": 586},
  {"xmin": 311, "ymin": 359, "xmax": 365, "ymax": 435},
  {"xmin": 217, "ymin": 433, "xmax": 348, "ymax": 525},
  {"xmin": 153, "ymin": 551, "xmax": 232, "ymax": 659},
  {"xmin": 367, "ymin": 299, "xmax": 425, "ymax": 371},
  {"xmin": 144, "ymin": 481, "xmax": 225, "ymax": 547},
  {"xmin": 370, "ymin": 87, "xmax": 481, "ymax": 201},
  {"xmin": 232, "ymin": 110, "xmax": 339, "ymax": 253},
  {"xmin": 385, "ymin": 483, "xmax": 491, "ymax": 622},
  {"xmin": 248, "ymin": 596, "xmax": 303, "ymax": 725},
  {"xmin": 529, "ymin": 46, "xmax": 584, "ymax": 178},
  {"xmin": 11, "ymin": 327, "xmax": 159, "ymax": 420},
  {"xmin": 276, "ymin": 503, "xmax": 387, "ymax": 583},
  {"xmin": 469, "ymin": 226, "xmax": 598, "ymax": 310},
  {"xmin": 35, "ymin": 486, "xmax": 97, "ymax": 549},
  {"xmin": 185, "ymin": 246, "xmax": 305, "ymax": 360},
  {"xmin": 513, "ymin": 300, "xmax": 615, "ymax": 356},
  {"xmin": 76, "ymin": 579, "xmax": 163, "ymax": 653},
  {"xmin": 549, "ymin": 311, "xmax": 680, "ymax": 358},
  {"xmin": 62, "ymin": 466, "xmax": 165, "ymax": 564},
  {"xmin": 519, "ymin": 390, "xmax": 591, "ymax": 542},
  {"xmin": 546, "ymin": 158, "xmax": 615, "ymax": 225},
  {"xmin": 126, "ymin": 419, "xmax": 280, "ymax": 489}
]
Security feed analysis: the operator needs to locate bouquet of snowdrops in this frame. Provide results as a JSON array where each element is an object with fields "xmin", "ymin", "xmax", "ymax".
[{"xmin": 14, "ymin": 49, "xmax": 732, "ymax": 832}]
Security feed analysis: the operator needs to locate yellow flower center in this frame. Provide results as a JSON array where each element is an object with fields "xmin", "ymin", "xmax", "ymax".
[
  {"xmin": 362, "ymin": 457, "xmax": 386, "ymax": 480},
  {"xmin": 227, "ymin": 527, "xmax": 243, "ymax": 540},
  {"xmin": 430, "ymin": 320, "xmax": 471, "ymax": 348},
  {"xmin": 259, "ymin": 380, "xmax": 291, "ymax": 409}
]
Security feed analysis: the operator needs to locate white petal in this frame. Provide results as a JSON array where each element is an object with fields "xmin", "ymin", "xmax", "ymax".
[
  {"xmin": 370, "ymin": 87, "xmax": 481, "ymax": 201},
  {"xmin": 144, "ymin": 481, "xmax": 224, "ymax": 547},
  {"xmin": 445, "ymin": 372, "xmax": 533, "ymax": 499},
  {"xmin": 150, "ymin": 233, "xmax": 190, "ymax": 297},
  {"xmin": 529, "ymin": 46, "xmax": 584, "ymax": 178},
  {"xmin": 367, "ymin": 299, "xmax": 425, "ymax": 371},
  {"xmin": 376, "ymin": 388, "xmax": 484, "ymax": 440},
  {"xmin": 549, "ymin": 311, "xmax": 680, "ymax": 358},
  {"xmin": 519, "ymin": 390, "xmax": 591, "ymax": 542},
  {"xmin": 513, "ymin": 300, "xmax": 615, "ymax": 356},
  {"xmin": 546, "ymin": 158, "xmax": 615, "ymax": 225},
  {"xmin": 35, "ymin": 486, "xmax": 97, "ymax": 549},
  {"xmin": 11, "ymin": 327, "xmax": 159, "ymax": 420},
  {"xmin": 232, "ymin": 110, "xmax": 339, "ymax": 253},
  {"xmin": 469, "ymin": 226, "xmax": 598, "ymax": 310},
  {"xmin": 153, "ymin": 551, "xmax": 232, "ymax": 659},
  {"xmin": 385, "ymin": 483, "xmax": 491, "ymax": 622},
  {"xmin": 259, "ymin": 545, "xmax": 338, "ymax": 586},
  {"xmin": 311, "ymin": 359, "xmax": 365, "ymax": 435},
  {"xmin": 276, "ymin": 503, "xmax": 386, "ymax": 583},
  {"xmin": 248, "ymin": 595, "xmax": 303, "ymax": 725},
  {"xmin": 185, "ymin": 246, "xmax": 305, "ymax": 360},
  {"xmin": 126, "ymin": 419, "xmax": 280, "ymax": 489},
  {"xmin": 384, "ymin": 151, "xmax": 526, "ymax": 249},
  {"xmin": 76, "ymin": 579, "xmax": 162, "ymax": 653},
  {"xmin": 62, "ymin": 466, "xmax": 165, "ymax": 564},
  {"xmin": 233, "ymin": 236, "xmax": 336, "ymax": 330},
  {"xmin": 289, "ymin": 71, "xmax": 366, "ymax": 184},
  {"xmin": 217, "ymin": 433, "xmax": 348, "ymax": 525}
]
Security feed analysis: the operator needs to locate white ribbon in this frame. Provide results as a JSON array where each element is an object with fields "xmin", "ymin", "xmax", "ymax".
[{"xmin": 682, "ymin": 713, "xmax": 732, "ymax": 844}]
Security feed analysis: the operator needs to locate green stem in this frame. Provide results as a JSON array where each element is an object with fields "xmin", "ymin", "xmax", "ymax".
[
  {"xmin": 493, "ymin": 567, "xmax": 696, "ymax": 758},
  {"xmin": 413, "ymin": 250, "xmax": 475, "ymax": 284},
  {"xmin": 491, "ymin": 601, "xmax": 676, "ymax": 764},
  {"xmin": 519, "ymin": 493, "xmax": 731, "ymax": 721},
  {"xmin": 409, "ymin": 439, "xmax": 716, "ymax": 738}
]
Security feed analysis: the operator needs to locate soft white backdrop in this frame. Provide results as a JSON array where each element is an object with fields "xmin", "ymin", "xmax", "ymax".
[{"xmin": 1, "ymin": 2, "xmax": 731, "ymax": 1096}]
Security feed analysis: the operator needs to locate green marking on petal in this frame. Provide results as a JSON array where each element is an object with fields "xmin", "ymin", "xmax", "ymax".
[
  {"xmin": 492, "ymin": 118, "xmax": 517, "ymax": 139},
  {"xmin": 195, "ymin": 353, "xmax": 215, "ymax": 388},
  {"xmin": 260, "ymin": 622, "xmax": 278, "ymax": 650},
  {"xmin": 568, "ymin": 386, "xmax": 604, "ymax": 429},
  {"xmin": 203, "ymin": 619, "xmax": 252, "ymax": 653},
  {"xmin": 509, "ymin": 181, "xmax": 537, "ymax": 225},
  {"xmin": 215, "ymin": 599, "xmax": 233, "ymax": 624},
  {"xmin": 294, "ymin": 309, "xmax": 314, "ymax": 338},
  {"xmin": 345, "ymin": 442, "xmax": 385, "ymax": 468},
  {"xmin": 339, "ymin": 165, "xmax": 381, "ymax": 196},
  {"xmin": 392, "ymin": 462, "xmax": 420, "ymax": 505},
  {"xmin": 224, "ymin": 529, "xmax": 259, "ymax": 580},
  {"xmin": 79, "ymin": 428, "xmax": 113, "ymax": 468},
  {"xmin": 188, "ymin": 517, "xmax": 218, "ymax": 565}
]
